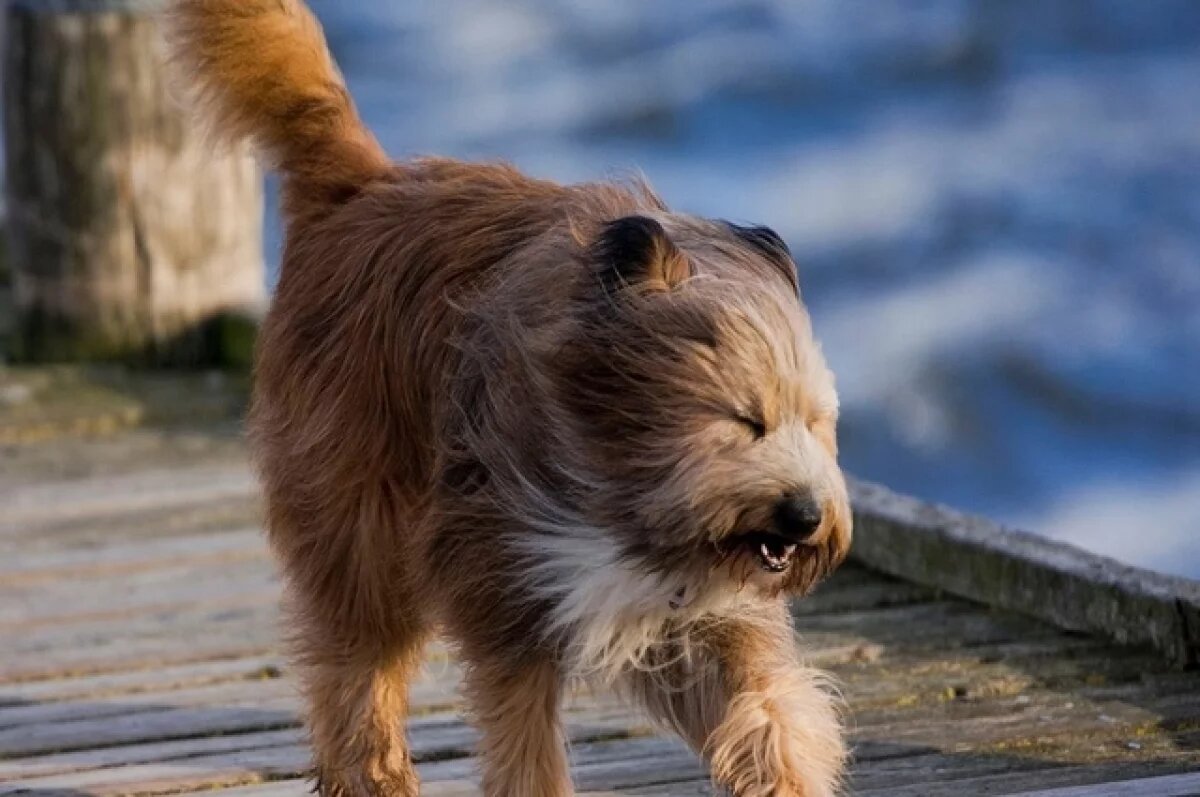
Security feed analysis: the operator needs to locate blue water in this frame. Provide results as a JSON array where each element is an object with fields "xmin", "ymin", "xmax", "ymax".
[{"xmin": 287, "ymin": 0, "xmax": 1200, "ymax": 579}]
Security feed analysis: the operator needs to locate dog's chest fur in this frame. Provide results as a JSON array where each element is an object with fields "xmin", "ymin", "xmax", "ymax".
[{"xmin": 517, "ymin": 529, "xmax": 756, "ymax": 685}]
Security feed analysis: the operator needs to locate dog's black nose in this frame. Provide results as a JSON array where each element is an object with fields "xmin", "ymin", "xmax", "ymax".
[{"xmin": 774, "ymin": 492, "xmax": 823, "ymax": 542}]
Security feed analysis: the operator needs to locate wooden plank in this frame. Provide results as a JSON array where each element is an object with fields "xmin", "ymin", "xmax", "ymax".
[
  {"xmin": 164, "ymin": 739, "xmax": 695, "ymax": 797},
  {"xmin": 793, "ymin": 566, "xmax": 938, "ymax": 616},
  {"xmin": 0, "ymin": 686, "xmax": 631, "ymax": 760},
  {"xmin": 574, "ymin": 749, "xmax": 702, "ymax": 792},
  {"xmin": 6, "ymin": 593, "xmax": 1190, "ymax": 776},
  {"xmin": 0, "ymin": 743, "xmax": 310, "ymax": 795},
  {"xmin": 0, "ymin": 603, "xmax": 279, "ymax": 683},
  {"xmin": 795, "ymin": 599, "xmax": 1062, "ymax": 652},
  {"xmin": 852, "ymin": 687, "xmax": 1200, "ymax": 750},
  {"xmin": 1007, "ymin": 772, "xmax": 1200, "ymax": 796},
  {"xmin": 0, "ymin": 654, "xmax": 285, "ymax": 705},
  {"xmin": 0, "ymin": 634, "xmax": 278, "ymax": 686},
  {"xmin": 407, "ymin": 736, "xmax": 700, "ymax": 793},
  {"xmin": 0, "ymin": 416, "xmax": 247, "ymax": 489},
  {"xmin": 0, "ymin": 462, "xmax": 255, "ymax": 536},
  {"xmin": 0, "ymin": 527, "xmax": 263, "ymax": 585},
  {"xmin": 849, "ymin": 479, "xmax": 1200, "ymax": 667},
  {"xmin": 173, "ymin": 782, "xmax": 311, "ymax": 797},
  {"xmin": 853, "ymin": 740, "xmax": 1191, "ymax": 792},
  {"xmin": 857, "ymin": 761, "xmax": 1200, "ymax": 796},
  {"xmin": 0, "ymin": 678, "xmax": 295, "ymax": 730},
  {"xmin": 173, "ymin": 780, "xmax": 310, "ymax": 797},
  {"xmin": 6, "ymin": 663, "xmax": 1189, "ymax": 785},
  {"xmin": 850, "ymin": 749, "xmax": 1057, "ymax": 792},
  {"xmin": 0, "ymin": 558, "xmax": 276, "ymax": 627},
  {"xmin": 836, "ymin": 648, "xmax": 1161, "ymax": 714},
  {"xmin": 1, "ymin": 496, "xmax": 264, "ymax": 554},
  {"xmin": 0, "ymin": 699, "xmax": 300, "ymax": 758},
  {"xmin": 4, "ymin": 436, "xmax": 1200, "ymax": 797},
  {"xmin": 0, "ymin": 706, "xmax": 652, "ymax": 795},
  {"xmin": 5, "ymin": 588, "xmax": 983, "ymax": 686},
  {"xmin": 0, "ymin": 663, "xmax": 459, "ymax": 734},
  {"xmin": 629, "ymin": 756, "xmax": 1200, "ymax": 797},
  {"xmin": 0, "ymin": 729, "xmax": 304, "ymax": 782}
]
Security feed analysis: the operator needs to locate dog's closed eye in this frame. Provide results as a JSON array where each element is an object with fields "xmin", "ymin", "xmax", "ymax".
[{"xmin": 734, "ymin": 413, "xmax": 767, "ymax": 440}]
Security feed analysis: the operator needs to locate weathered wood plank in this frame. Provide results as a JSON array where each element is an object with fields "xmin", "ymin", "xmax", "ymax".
[
  {"xmin": 793, "ymin": 566, "xmax": 938, "ymax": 616},
  {"xmin": 853, "ymin": 687, "xmax": 1200, "ymax": 750},
  {"xmin": 0, "ymin": 678, "xmax": 295, "ymax": 731},
  {"xmin": 0, "ymin": 729, "xmax": 304, "ymax": 782},
  {"xmin": 0, "ymin": 637, "xmax": 279, "ymax": 687},
  {"xmin": 0, "ymin": 463, "xmax": 255, "ymax": 537},
  {"xmin": 0, "ymin": 558, "xmax": 276, "ymax": 627},
  {"xmin": 631, "ymin": 747, "xmax": 1200, "ymax": 795},
  {"xmin": 2, "ymin": 497, "xmax": 264, "ymax": 555},
  {"xmin": 857, "ymin": 760, "xmax": 1200, "ymax": 796},
  {"xmin": 0, "ymin": 527, "xmax": 263, "ymax": 586},
  {"xmin": 850, "ymin": 479, "xmax": 1200, "ymax": 667},
  {"xmin": 0, "ymin": 568, "xmax": 950, "ymax": 662},
  {"xmin": 171, "ymin": 777, "xmax": 314, "ymax": 797},
  {"xmin": 6, "ymin": 581, "xmax": 983, "ymax": 684},
  {"xmin": 1007, "ymin": 771, "xmax": 1200, "ymax": 796},
  {"xmin": 5, "ymin": 660, "xmax": 1190, "ymax": 784},
  {"xmin": 163, "ymin": 779, "xmax": 312, "ymax": 797},
  {"xmin": 0, "ymin": 655, "xmax": 284, "ymax": 706},
  {"xmin": 850, "ymin": 749, "xmax": 1061, "ymax": 792},
  {"xmin": 0, "ymin": 663, "xmax": 459, "ymax": 733},
  {"xmin": 1, "ymin": 744, "xmax": 310, "ymax": 795},
  {"xmin": 163, "ymin": 739, "xmax": 696, "ymax": 797},
  {"xmin": 795, "ymin": 599, "xmax": 1063, "ymax": 652},
  {"xmin": 6, "ymin": 589, "xmax": 1191, "ymax": 766},
  {"xmin": 0, "ymin": 699, "xmax": 299, "ymax": 759},
  {"xmin": 0, "ymin": 604, "xmax": 279, "ymax": 683},
  {"xmin": 4, "ymin": 432, "xmax": 1200, "ymax": 796},
  {"xmin": 836, "ymin": 647, "xmax": 1165, "ymax": 714},
  {"xmin": 0, "ymin": 706, "xmax": 653, "ymax": 795},
  {"xmin": 0, "ymin": 686, "xmax": 637, "ymax": 760},
  {"xmin": 0, "ymin": 415, "xmax": 248, "ymax": 488}
]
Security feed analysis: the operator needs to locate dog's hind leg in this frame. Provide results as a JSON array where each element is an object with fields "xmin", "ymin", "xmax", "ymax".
[
  {"xmin": 624, "ymin": 604, "xmax": 846, "ymax": 797},
  {"xmin": 299, "ymin": 622, "xmax": 428, "ymax": 797},
  {"xmin": 461, "ymin": 651, "xmax": 572, "ymax": 797}
]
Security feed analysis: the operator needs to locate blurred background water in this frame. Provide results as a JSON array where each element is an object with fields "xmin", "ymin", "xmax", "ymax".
[{"xmin": 290, "ymin": 1, "xmax": 1200, "ymax": 579}]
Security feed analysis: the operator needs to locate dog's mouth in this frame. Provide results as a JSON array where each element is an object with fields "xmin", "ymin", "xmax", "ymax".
[{"xmin": 725, "ymin": 531, "xmax": 799, "ymax": 574}]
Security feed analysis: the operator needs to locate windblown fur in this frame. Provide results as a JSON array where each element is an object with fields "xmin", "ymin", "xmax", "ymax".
[
  {"xmin": 167, "ymin": 0, "xmax": 390, "ymax": 213},
  {"xmin": 170, "ymin": 2, "xmax": 852, "ymax": 795}
]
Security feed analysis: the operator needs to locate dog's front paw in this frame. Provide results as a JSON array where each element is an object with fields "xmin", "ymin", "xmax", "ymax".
[{"xmin": 707, "ymin": 689, "xmax": 845, "ymax": 797}]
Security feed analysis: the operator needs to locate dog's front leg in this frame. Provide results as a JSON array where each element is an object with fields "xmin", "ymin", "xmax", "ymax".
[
  {"xmin": 628, "ymin": 604, "xmax": 846, "ymax": 797},
  {"xmin": 707, "ymin": 605, "xmax": 846, "ymax": 797}
]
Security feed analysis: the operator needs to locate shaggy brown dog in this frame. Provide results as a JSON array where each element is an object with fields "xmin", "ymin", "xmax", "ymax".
[{"xmin": 171, "ymin": 2, "xmax": 852, "ymax": 795}]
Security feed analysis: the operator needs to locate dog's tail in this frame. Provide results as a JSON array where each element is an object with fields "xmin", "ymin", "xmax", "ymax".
[{"xmin": 169, "ymin": 0, "xmax": 390, "ymax": 210}]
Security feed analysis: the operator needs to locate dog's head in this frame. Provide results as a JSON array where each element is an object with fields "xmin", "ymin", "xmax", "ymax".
[{"xmin": 554, "ymin": 214, "xmax": 851, "ymax": 599}]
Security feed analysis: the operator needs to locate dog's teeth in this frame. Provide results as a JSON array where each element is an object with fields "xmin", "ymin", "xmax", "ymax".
[{"xmin": 760, "ymin": 542, "xmax": 773, "ymax": 561}]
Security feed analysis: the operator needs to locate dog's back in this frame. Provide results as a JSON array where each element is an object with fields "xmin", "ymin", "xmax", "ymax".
[
  {"xmin": 169, "ymin": 0, "xmax": 644, "ymax": 633},
  {"xmin": 172, "ymin": 0, "xmax": 497, "ymax": 597}
]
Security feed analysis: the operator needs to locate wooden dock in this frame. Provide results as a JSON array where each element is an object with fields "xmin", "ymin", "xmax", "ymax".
[{"xmin": 3, "ymin": 411, "xmax": 1200, "ymax": 795}]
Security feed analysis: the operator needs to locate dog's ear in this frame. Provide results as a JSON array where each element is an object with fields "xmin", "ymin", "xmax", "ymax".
[
  {"xmin": 726, "ymin": 222, "xmax": 798, "ymax": 293},
  {"xmin": 592, "ymin": 215, "xmax": 691, "ymax": 294}
]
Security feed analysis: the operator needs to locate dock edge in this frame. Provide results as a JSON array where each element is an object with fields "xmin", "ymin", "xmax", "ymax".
[{"xmin": 848, "ymin": 479, "xmax": 1200, "ymax": 668}]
